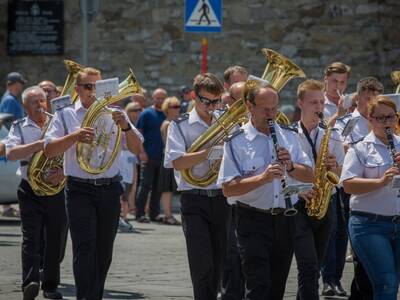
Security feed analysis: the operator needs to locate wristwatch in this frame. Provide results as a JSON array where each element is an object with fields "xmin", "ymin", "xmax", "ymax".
[{"xmin": 121, "ymin": 123, "xmax": 132, "ymax": 132}]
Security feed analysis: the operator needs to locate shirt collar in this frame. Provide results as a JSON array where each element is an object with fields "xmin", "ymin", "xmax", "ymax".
[
  {"xmin": 188, "ymin": 107, "xmax": 210, "ymax": 128},
  {"xmin": 23, "ymin": 117, "xmax": 41, "ymax": 129},
  {"xmin": 364, "ymin": 131, "xmax": 400, "ymax": 146},
  {"xmin": 297, "ymin": 120, "xmax": 319, "ymax": 137},
  {"xmin": 74, "ymin": 100, "xmax": 87, "ymax": 112},
  {"xmin": 243, "ymin": 119, "xmax": 271, "ymax": 142},
  {"xmin": 324, "ymin": 93, "xmax": 338, "ymax": 107}
]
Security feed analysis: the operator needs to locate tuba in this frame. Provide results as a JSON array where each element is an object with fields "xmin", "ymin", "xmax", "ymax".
[
  {"xmin": 76, "ymin": 69, "xmax": 141, "ymax": 174},
  {"xmin": 180, "ymin": 48, "xmax": 306, "ymax": 187},
  {"xmin": 27, "ymin": 60, "xmax": 84, "ymax": 196},
  {"xmin": 305, "ymin": 113, "xmax": 339, "ymax": 219}
]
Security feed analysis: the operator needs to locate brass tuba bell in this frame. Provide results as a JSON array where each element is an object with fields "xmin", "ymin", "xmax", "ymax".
[
  {"xmin": 76, "ymin": 69, "xmax": 141, "ymax": 174},
  {"xmin": 27, "ymin": 60, "xmax": 85, "ymax": 196},
  {"xmin": 180, "ymin": 48, "xmax": 306, "ymax": 187}
]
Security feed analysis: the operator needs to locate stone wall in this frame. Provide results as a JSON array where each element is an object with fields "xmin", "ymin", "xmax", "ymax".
[{"xmin": 0, "ymin": 0, "xmax": 399, "ymax": 103}]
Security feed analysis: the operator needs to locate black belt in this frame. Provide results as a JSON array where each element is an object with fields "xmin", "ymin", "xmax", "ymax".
[
  {"xmin": 181, "ymin": 189, "xmax": 224, "ymax": 197},
  {"xmin": 67, "ymin": 175, "xmax": 122, "ymax": 186},
  {"xmin": 20, "ymin": 161, "xmax": 29, "ymax": 166},
  {"xmin": 351, "ymin": 211, "xmax": 400, "ymax": 223},
  {"xmin": 237, "ymin": 201, "xmax": 286, "ymax": 215}
]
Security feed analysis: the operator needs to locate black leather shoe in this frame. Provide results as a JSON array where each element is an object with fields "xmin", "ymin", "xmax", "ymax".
[
  {"xmin": 23, "ymin": 282, "xmax": 39, "ymax": 300},
  {"xmin": 332, "ymin": 281, "xmax": 347, "ymax": 297},
  {"xmin": 43, "ymin": 289, "xmax": 63, "ymax": 299},
  {"xmin": 321, "ymin": 282, "xmax": 335, "ymax": 296}
]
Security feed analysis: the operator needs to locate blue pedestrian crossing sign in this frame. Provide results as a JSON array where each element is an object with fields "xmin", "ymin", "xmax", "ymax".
[{"xmin": 185, "ymin": 0, "xmax": 222, "ymax": 33}]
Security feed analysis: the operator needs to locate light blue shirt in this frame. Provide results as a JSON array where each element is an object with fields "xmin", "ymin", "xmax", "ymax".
[
  {"xmin": 0, "ymin": 91, "xmax": 25, "ymax": 120},
  {"xmin": 335, "ymin": 109, "xmax": 369, "ymax": 145},
  {"xmin": 217, "ymin": 120, "xmax": 312, "ymax": 208},
  {"xmin": 340, "ymin": 131, "xmax": 400, "ymax": 216}
]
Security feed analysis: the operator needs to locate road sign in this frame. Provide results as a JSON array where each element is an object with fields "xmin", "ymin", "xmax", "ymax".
[{"xmin": 185, "ymin": 0, "xmax": 222, "ymax": 33}]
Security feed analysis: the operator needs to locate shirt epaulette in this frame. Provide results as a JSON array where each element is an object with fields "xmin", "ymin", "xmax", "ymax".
[
  {"xmin": 349, "ymin": 136, "xmax": 365, "ymax": 145},
  {"xmin": 12, "ymin": 117, "xmax": 26, "ymax": 125},
  {"xmin": 336, "ymin": 113, "xmax": 351, "ymax": 122},
  {"xmin": 279, "ymin": 123, "xmax": 298, "ymax": 133},
  {"xmin": 175, "ymin": 113, "xmax": 189, "ymax": 124},
  {"xmin": 56, "ymin": 103, "xmax": 73, "ymax": 111},
  {"xmin": 224, "ymin": 129, "xmax": 244, "ymax": 142}
]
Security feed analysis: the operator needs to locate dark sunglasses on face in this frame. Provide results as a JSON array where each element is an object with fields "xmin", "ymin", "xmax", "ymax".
[
  {"xmin": 371, "ymin": 114, "xmax": 397, "ymax": 123},
  {"xmin": 129, "ymin": 108, "xmax": 142, "ymax": 113},
  {"xmin": 195, "ymin": 91, "xmax": 221, "ymax": 106},
  {"xmin": 169, "ymin": 105, "xmax": 181, "ymax": 109},
  {"xmin": 77, "ymin": 83, "xmax": 96, "ymax": 91}
]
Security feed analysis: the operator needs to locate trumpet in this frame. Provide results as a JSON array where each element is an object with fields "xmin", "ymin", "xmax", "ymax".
[{"xmin": 267, "ymin": 119, "xmax": 298, "ymax": 216}]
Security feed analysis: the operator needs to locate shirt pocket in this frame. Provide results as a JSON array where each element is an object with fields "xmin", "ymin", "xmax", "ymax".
[
  {"xmin": 363, "ymin": 155, "xmax": 384, "ymax": 178},
  {"xmin": 242, "ymin": 157, "xmax": 265, "ymax": 176}
]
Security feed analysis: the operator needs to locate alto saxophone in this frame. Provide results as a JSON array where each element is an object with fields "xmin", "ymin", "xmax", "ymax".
[{"xmin": 305, "ymin": 113, "xmax": 339, "ymax": 219}]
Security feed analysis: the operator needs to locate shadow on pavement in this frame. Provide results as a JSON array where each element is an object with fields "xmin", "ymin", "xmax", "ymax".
[{"xmin": 59, "ymin": 283, "xmax": 145, "ymax": 299}]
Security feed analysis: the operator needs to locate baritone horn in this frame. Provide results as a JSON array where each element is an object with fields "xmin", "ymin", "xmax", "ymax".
[
  {"xmin": 27, "ymin": 60, "xmax": 84, "ymax": 196},
  {"xmin": 76, "ymin": 69, "xmax": 141, "ymax": 174},
  {"xmin": 180, "ymin": 48, "xmax": 306, "ymax": 187}
]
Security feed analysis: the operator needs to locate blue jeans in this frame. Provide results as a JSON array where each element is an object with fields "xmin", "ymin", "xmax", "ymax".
[
  {"xmin": 321, "ymin": 192, "xmax": 348, "ymax": 284},
  {"xmin": 349, "ymin": 214, "xmax": 400, "ymax": 300}
]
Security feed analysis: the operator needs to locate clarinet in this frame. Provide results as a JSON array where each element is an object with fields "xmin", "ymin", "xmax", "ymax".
[
  {"xmin": 267, "ymin": 119, "xmax": 298, "ymax": 216},
  {"xmin": 385, "ymin": 127, "xmax": 398, "ymax": 168}
]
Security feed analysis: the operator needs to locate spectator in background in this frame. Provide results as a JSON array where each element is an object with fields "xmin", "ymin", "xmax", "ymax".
[
  {"xmin": 179, "ymin": 85, "xmax": 194, "ymax": 113},
  {"xmin": 0, "ymin": 72, "xmax": 27, "ymax": 218},
  {"xmin": 135, "ymin": 88, "xmax": 167, "ymax": 223},
  {"xmin": 223, "ymin": 65, "xmax": 248, "ymax": 89},
  {"xmin": 0, "ymin": 72, "xmax": 27, "ymax": 122},
  {"xmin": 132, "ymin": 93, "xmax": 147, "ymax": 109},
  {"xmin": 38, "ymin": 81, "xmax": 60, "ymax": 112},
  {"xmin": 158, "ymin": 97, "xmax": 181, "ymax": 225}
]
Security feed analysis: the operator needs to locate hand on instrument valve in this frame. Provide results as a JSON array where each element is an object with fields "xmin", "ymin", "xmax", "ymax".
[
  {"xmin": 299, "ymin": 187, "xmax": 317, "ymax": 204},
  {"xmin": 276, "ymin": 147, "xmax": 294, "ymax": 171},
  {"xmin": 44, "ymin": 168, "xmax": 65, "ymax": 186},
  {"xmin": 75, "ymin": 127, "xmax": 94, "ymax": 144},
  {"xmin": 379, "ymin": 167, "xmax": 400, "ymax": 186},
  {"xmin": 262, "ymin": 162, "xmax": 284, "ymax": 183},
  {"xmin": 112, "ymin": 110, "xmax": 129, "ymax": 130},
  {"xmin": 326, "ymin": 153, "xmax": 338, "ymax": 170}
]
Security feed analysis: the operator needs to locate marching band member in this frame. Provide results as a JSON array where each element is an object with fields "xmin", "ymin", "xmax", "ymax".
[
  {"xmin": 164, "ymin": 73, "xmax": 230, "ymax": 300},
  {"xmin": 217, "ymin": 81, "xmax": 313, "ymax": 299},
  {"xmin": 322, "ymin": 62, "xmax": 351, "ymax": 125},
  {"xmin": 292, "ymin": 79, "xmax": 345, "ymax": 299},
  {"xmin": 223, "ymin": 65, "xmax": 248, "ymax": 90},
  {"xmin": 341, "ymin": 95, "xmax": 400, "ymax": 300},
  {"xmin": 44, "ymin": 67, "xmax": 143, "ymax": 300},
  {"xmin": 6, "ymin": 86, "xmax": 67, "ymax": 300}
]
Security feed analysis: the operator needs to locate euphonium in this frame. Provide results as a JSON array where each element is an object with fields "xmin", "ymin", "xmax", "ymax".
[
  {"xmin": 27, "ymin": 60, "xmax": 84, "ymax": 196},
  {"xmin": 76, "ymin": 69, "xmax": 141, "ymax": 174},
  {"xmin": 305, "ymin": 113, "xmax": 340, "ymax": 219},
  {"xmin": 181, "ymin": 48, "xmax": 306, "ymax": 187}
]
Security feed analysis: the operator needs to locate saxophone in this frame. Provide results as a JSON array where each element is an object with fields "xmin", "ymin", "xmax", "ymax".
[{"xmin": 305, "ymin": 113, "xmax": 340, "ymax": 219}]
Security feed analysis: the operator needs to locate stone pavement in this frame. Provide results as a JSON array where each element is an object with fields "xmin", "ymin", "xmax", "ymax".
[{"xmin": 0, "ymin": 216, "xmax": 355, "ymax": 300}]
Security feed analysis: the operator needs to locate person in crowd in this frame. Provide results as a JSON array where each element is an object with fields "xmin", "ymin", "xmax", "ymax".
[
  {"xmin": 38, "ymin": 81, "xmax": 60, "ymax": 112},
  {"xmin": 223, "ymin": 65, "xmax": 248, "ymax": 89},
  {"xmin": 179, "ymin": 85, "xmax": 194, "ymax": 114}
]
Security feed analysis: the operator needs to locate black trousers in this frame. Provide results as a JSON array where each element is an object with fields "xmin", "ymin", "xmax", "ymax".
[
  {"xmin": 236, "ymin": 205, "xmax": 295, "ymax": 300},
  {"xmin": 17, "ymin": 179, "xmax": 68, "ymax": 291},
  {"xmin": 221, "ymin": 207, "xmax": 245, "ymax": 300},
  {"xmin": 136, "ymin": 160, "xmax": 161, "ymax": 219},
  {"xmin": 65, "ymin": 179, "xmax": 122, "ymax": 300},
  {"xmin": 180, "ymin": 193, "xmax": 231, "ymax": 300},
  {"xmin": 294, "ymin": 199, "xmax": 334, "ymax": 300}
]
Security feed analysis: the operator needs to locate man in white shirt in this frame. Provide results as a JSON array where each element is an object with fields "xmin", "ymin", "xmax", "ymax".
[
  {"xmin": 6, "ymin": 86, "xmax": 67, "ymax": 300},
  {"xmin": 322, "ymin": 62, "xmax": 351, "ymax": 126},
  {"xmin": 44, "ymin": 67, "xmax": 143, "ymax": 300},
  {"xmin": 217, "ymin": 81, "xmax": 313, "ymax": 299},
  {"xmin": 292, "ymin": 79, "xmax": 345, "ymax": 299}
]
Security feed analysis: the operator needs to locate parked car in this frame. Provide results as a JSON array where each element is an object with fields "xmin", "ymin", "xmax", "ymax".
[{"xmin": 0, "ymin": 113, "xmax": 19, "ymax": 204}]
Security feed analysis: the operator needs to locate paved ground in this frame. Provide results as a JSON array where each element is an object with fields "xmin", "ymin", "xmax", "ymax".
[{"xmin": 0, "ymin": 214, "xmax": 355, "ymax": 300}]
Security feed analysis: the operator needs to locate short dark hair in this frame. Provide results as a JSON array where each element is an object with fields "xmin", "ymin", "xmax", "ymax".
[
  {"xmin": 223, "ymin": 65, "xmax": 248, "ymax": 84},
  {"xmin": 193, "ymin": 73, "xmax": 224, "ymax": 96},
  {"xmin": 356, "ymin": 77, "xmax": 384, "ymax": 95},
  {"xmin": 324, "ymin": 62, "xmax": 351, "ymax": 77}
]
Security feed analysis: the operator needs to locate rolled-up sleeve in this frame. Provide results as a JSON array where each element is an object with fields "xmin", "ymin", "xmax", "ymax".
[
  {"xmin": 5, "ymin": 124, "xmax": 21, "ymax": 155},
  {"xmin": 340, "ymin": 148, "xmax": 363, "ymax": 183},
  {"xmin": 164, "ymin": 121, "xmax": 186, "ymax": 168},
  {"xmin": 217, "ymin": 142, "xmax": 241, "ymax": 187}
]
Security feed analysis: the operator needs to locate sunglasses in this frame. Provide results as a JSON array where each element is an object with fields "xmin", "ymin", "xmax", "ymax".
[
  {"xmin": 169, "ymin": 105, "xmax": 181, "ymax": 109},
  {"xmin": 128, "ymin": 108, "xmax": 142, "ymax": 113},
  {"xmin": 195, "ymin": 91, "xmax": 221, "ymax": 106},
  {"xmin": 371, "ymin": 114, "xmax": 397, "ymax": 123},
  {"xmin": 77, "ymin": 83, "xmax": 96, "ymax": 91}
]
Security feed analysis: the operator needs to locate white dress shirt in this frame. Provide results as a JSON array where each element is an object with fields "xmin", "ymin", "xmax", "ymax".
[
  {"xmin": 6, "ymin": 117, "xmax": 44, "ymax": 180},
  {"xmin": 335, "ymin": 109, "xmax": 369, "ymax": 145},
  {"xmin": 164, "ymin": 108, "xmax": 224, "ymax": 191},
  {"xmin": 340, "ymin": 131, "xmax": 400, "ymax": 216},
  {"xmin": 44, "ymin": 100, "xmax": 143, "ymax": 179},
  {"xmin": 323, "ymin": 93, "xmax": 339, "ymax": 121},
  {"xmin": 217, "ymin": 120, "xmax": 312, "ymax": 208}
]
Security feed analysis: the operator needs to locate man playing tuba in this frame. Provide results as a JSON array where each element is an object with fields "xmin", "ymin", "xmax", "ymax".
[{"xmin": 44, "ymin": 67, "xmax": 144, "ymax": 300}]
